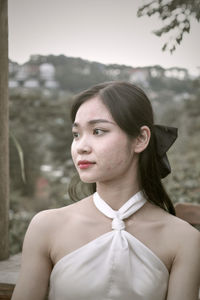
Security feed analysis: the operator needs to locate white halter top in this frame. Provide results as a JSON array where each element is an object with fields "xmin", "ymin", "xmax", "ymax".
[{"xmin": 48, "ymin": 191, "xmax": 169, "ymax": 300}]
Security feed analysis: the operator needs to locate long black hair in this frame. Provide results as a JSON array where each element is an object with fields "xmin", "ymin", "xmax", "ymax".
[{"xmin": 69, "ymin": 81, "xmax": 175, "ymax": 215}]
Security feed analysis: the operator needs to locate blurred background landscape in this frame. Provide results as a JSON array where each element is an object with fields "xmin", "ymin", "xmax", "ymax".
[
  {"xmin": 9, "ymin": 55, "xmax": 200, "ymax": 254},
  {"xmin": 8, "ymin": 0, "xmax": 200, "ymax": 254}
]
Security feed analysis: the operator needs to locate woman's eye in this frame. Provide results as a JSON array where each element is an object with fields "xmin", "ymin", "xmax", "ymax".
[
  {"xmin": 93, "ymin": 129, "xmax": 105, "ymax": 135},
  {"xmin": 72, "ymin": 132, "xmax": 79, "ymax": 138}
]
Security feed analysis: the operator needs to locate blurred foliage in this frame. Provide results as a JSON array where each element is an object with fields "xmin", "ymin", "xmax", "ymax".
[
  {"xmin": 9, "ymin": 209, "xmax": 34, "ymax": 255},
  {"xmin": 137, "ymin": 0, "xmax": 200, "ymax": 53},
  {"xmin": 161, "ymin": 87, "xmax": 200, "ymax": 204}
]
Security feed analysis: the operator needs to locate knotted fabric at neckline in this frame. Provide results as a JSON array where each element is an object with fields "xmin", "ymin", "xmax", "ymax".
[{"xmin": 93, "ymin": 191, "xmax": 147, "ymax": 231}]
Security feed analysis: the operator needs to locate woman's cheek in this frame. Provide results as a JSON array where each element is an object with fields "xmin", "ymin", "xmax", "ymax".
[
  {"xmin": 104, "ymin": 153, "xmax": 124, "ymax": 171},
  {"xmin": 71, "ymin": 143, "xmax": 76, "ymax": 164}
]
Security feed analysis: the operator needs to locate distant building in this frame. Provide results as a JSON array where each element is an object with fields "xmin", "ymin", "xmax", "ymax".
[
  {"xmin": 9, "ymin": 61, "xmax": 20, "ymax": 76},
  {"xmin": 129, "ymin": 68, "xmax": 150, "ymax": 87},
  {"xmin": 44, "ymin": 80, "xmax": 59, "ymax": 89},
  {"xmin": 15, "ymin": 65, "xmax": 30, "ymax": 82},
  {"xmin": 164, "ymin": 68, "xmax": 188, "ymax": 80},
  {"xmin": 174, "ymin": 92, "xmax": 190, "ymax": 102},
  {"xmin": 105, "ymin": 68, "xmax": 120, "ymax": 78},
  {"xmin": 30, "ymin": 54, "xmax": 44, "ymax": 62},
  {"xmin": 10, "ymin": 62, "xmax": 40, "ymax": 87},
  {"xmin": 9, "ymin": 79, "xmax": 19, "ymax": 88},
  {"xmin": 27, "ymin": 64, "xmax": 40, "ymax": 78},
  {"xmin": 24, "ymin": 79, "xmax": 40, "ymax": 88},
  {"xmin": 150, "ymin": 67, "xmax": 165, "ymax": 78},
  {"xmin": 39, "ymin": 63, "xmax": 55, "ymax": 81}
]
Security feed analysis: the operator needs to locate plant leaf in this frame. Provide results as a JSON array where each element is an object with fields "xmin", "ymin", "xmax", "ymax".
[{"xmin": 10, "ymin": 132, "xmax": 26, "ymax": 183}]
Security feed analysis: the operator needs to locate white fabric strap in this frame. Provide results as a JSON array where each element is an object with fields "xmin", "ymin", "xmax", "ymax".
[{"xmin": 93, "ymin": 191, "xmax": 147, "ymax": 231}]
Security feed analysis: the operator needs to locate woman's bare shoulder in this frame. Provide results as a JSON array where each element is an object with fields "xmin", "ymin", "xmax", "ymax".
[
  {"xmin": 145, "ymin": 202, "xmax": 199, "ymax": 244},
  {"xmin": 162, "ymin": 209, "xmax": 200, "ymax": 247},
  {"xmin": 166, "ymin": 209, "xmax": 198, "ymax": 230},
  {"xmin": 29, "ymin": 195, "xmax": 93, "ymax": 230},
  {"xmin": 148, "ymin": 201, "xmax": 199, "ymax": 231}
]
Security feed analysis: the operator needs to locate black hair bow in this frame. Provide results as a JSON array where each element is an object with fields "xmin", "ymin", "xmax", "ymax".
[{"xmin": 154, "ymin": 125, "xmax": 178, "ymax": 179}]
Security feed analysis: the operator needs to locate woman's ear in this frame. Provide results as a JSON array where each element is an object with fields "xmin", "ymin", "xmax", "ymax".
[{"xmin": 134, "ymin": 126, "xmax": 151, "ymax": 153}]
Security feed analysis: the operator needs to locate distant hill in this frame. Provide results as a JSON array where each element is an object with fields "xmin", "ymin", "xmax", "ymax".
[{"xmin": 9, "ymin": 54, "xmax": 195, "ymax": 97}]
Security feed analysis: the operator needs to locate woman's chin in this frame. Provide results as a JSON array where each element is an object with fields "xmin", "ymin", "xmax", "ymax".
[{"xmin": 80, "ymin": 177, "xmax": 96, "ymax": 184}]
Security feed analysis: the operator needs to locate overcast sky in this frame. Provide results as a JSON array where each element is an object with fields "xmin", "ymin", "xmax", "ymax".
[{"xmin": 8, "ymin": 0, "xmax": 200, "ymax": 75}]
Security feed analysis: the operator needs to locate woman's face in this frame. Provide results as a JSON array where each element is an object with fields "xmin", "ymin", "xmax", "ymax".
[{"xmin": 71, "ymin": 96, "xmax": 139, "ymax": 185}]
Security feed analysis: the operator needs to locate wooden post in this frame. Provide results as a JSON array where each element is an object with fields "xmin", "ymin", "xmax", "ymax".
[{"xmin": 0, "ymin": 0, "xmax": 9, "ymax": 260}]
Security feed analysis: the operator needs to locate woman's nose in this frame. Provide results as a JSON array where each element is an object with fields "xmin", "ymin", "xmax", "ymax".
[{"xmin": 76, "ymin": 138, "xmax": 92, "ymax": 154}]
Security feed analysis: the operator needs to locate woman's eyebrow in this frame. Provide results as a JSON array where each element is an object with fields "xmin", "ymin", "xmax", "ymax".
[{"xmin": 72, "ymin": 119, "xmax": 115, "ymax": 127}]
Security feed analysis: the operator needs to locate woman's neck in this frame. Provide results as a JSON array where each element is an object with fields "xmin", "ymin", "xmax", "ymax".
[{"xmin": 96, "ymin": 179, "xmax": 140, "ymax": 210}]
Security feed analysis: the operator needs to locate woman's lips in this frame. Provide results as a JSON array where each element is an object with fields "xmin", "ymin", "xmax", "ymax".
[{"xmin": 78, "ymin": 161, "xmax": 95, "ymax": 169}]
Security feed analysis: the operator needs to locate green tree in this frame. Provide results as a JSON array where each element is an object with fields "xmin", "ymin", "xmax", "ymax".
[{"xmin": 137, "ymin": 0, "xmax": 200, "ymax": 53}]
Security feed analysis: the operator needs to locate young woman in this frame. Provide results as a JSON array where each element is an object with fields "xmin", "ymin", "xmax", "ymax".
[{"xmin": 12, "ymin": 81, "xmax": 200, "ymax": 300}]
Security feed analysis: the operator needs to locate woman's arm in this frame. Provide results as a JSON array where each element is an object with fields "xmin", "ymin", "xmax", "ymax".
[
  {"xmin": 11, "ymin": 211, "xmax": 53, "ymax": 300},
  {"xmin": 167, "ymin": 226, "xmax": 200, "ymax": 300}
]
